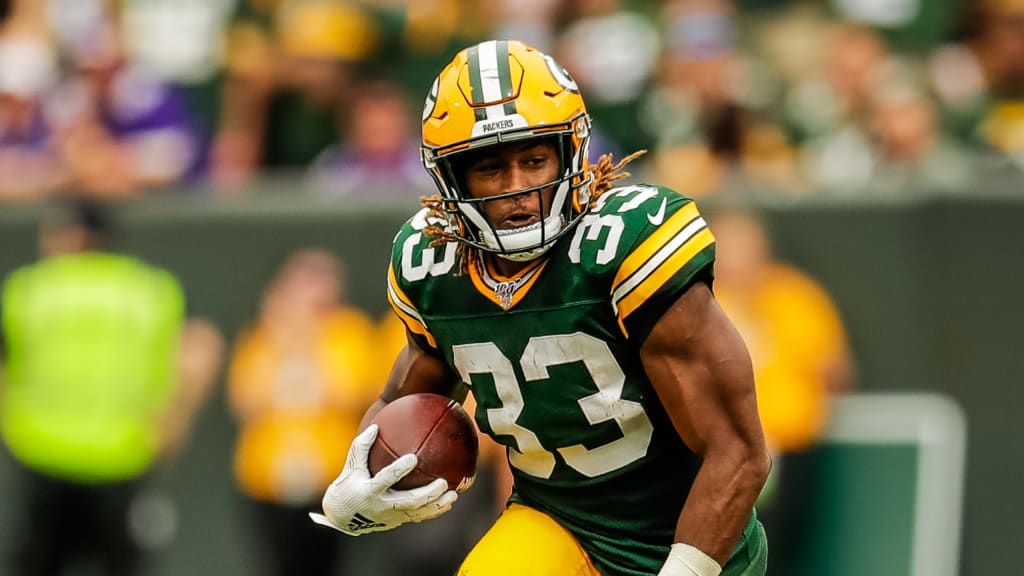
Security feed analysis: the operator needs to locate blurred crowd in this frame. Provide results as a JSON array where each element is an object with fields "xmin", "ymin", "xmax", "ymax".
[{"xmin": 0, "ymin": 0, "xmax": 1022, "ymax": 203}]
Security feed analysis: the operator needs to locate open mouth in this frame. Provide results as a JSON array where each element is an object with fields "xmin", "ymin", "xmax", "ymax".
[
  {"xmin": 498, "ymin": 212, "xmax": 540, "ymax": 230},
  {"xmin": 496, "ymin": 215, "xmax": 542, "ymax": 234}
]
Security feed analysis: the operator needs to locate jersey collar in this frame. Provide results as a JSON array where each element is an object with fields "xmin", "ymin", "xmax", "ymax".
[{"xmin": 468, "ymin": 252, "xmax": 549, "ymax": 310}]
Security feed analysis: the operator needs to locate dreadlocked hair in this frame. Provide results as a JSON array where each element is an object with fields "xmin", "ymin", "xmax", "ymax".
[
  {"xmin": 588, "ymin": 149, "xmax": 647, "ymax": 200},
  {"xmin": 418, "ymin": 149, "xmax": 647, "ymax": 275},
  {"xmin": 419, "ymin": 195, "xmax": 476, "ymax": 275}
]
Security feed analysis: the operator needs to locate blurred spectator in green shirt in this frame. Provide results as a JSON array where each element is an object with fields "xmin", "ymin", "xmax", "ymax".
[
  {"xmin": 211, "ymin": 0, "xmax": 381, "ymax": 190},
  {"xmin": 643, "ymin": 0, "xmax": 800, "ymax": 198}
]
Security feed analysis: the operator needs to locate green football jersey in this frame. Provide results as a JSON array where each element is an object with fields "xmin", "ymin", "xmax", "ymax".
[{"xmin": 388, "ymin": 184, "xmax": 763, "ymax": 575}]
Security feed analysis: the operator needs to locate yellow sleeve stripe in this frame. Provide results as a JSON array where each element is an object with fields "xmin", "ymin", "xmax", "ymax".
[
  {"xmin": 387, "ymin": 266, "xmax": 437, "ymax": 348},
  {"xmin": 613, "ymin": 225, "xmax": 714, "ymax": 336},
  {"xmin": 613, "ymin": 202, "xmax": 701, "ymax": 290}
]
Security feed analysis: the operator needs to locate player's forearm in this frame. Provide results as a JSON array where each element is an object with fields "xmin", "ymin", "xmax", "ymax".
[
  {"xmin": 673, "ymin": 447, "xmax": 770, "ymax": 566},
  {"xmin": 358, "ymin": 398, "xmax": 389, "ymax": 432}
]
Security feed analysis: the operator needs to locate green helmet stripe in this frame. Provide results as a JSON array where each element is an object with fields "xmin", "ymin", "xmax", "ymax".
[
  {"xmin": 494, "ymin": 40, "xmax": 518, "ymax": 116},
  {"xmin": 466, "ymin": 44, "xmax": 488, "ymax": 122}
]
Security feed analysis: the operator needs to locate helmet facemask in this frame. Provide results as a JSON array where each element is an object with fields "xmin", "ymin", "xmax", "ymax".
[{"xmin": 425, "ymin": 123, "xmax": 592, "ymax": 261}]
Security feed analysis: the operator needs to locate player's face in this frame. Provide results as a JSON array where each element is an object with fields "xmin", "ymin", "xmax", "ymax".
[{"xmin": 463, "ymin": 140, "xmax": 559, "ymax": 230}]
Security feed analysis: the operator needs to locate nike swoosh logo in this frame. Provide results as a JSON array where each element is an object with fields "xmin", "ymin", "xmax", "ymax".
[{"xmin": 647, "ymin": 198, "xmax": 667, "ymax": 226}]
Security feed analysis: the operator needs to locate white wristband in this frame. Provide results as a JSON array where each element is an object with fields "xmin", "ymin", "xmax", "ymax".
[{"xmin": 657, "ymin": 543, "xmax": 723, "ymax": 576}]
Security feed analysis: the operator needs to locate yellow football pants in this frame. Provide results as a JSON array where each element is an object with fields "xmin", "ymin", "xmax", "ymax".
[{"xmin": 457, "ymin": 503, "xmax": 602, "ymax": 576}]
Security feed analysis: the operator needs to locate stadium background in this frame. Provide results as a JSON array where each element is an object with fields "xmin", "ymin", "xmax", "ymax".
[{"xmin": 1, "ymin": 0, "xmax": 1022, "ymax": 575}]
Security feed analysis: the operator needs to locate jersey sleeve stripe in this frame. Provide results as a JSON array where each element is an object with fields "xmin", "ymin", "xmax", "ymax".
[
  {"xmin": 613, "ymin": 225, "xmax": 715, "ymax": 336},
  {"xmin": 612, "ymin": 202, "xmax": 700, "ymax": 291},
  {"xmin": 387, "ymin": 266, "xmax": 417, "ymax": 311},
  {"xmin": 611, "ymin": 217, "xmax": 709, "ymax": 315},
  {"xmin": 387, "ymin": 267, "xmax": 437, "ymax": 348}
]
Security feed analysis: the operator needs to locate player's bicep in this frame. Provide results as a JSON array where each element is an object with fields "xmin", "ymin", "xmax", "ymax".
[{"xmin": 639, "ymin": 283, "xmax": 764, "ymax": 457}]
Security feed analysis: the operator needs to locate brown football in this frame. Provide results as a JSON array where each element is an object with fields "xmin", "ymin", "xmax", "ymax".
[{"xmin": 367, "ymin": 393, "xmax": 479, "ymax": 492}]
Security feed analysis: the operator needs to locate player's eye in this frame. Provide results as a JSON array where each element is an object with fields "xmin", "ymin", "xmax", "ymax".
[
  {"xmin": 525, "ymin": 155, "xmax": 549, "ymax": 168},
  {"xmin": 470, "ymin": 160, "xmax": 501, "ymax": 175}
]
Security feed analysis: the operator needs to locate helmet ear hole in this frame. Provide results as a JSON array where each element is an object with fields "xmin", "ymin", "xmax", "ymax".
[
  {"xmin": 574, "ymin": 116, "xmax": 590, "ymax": 139},
  {"xmin": 572, "ymin": 187, "xmax": 589, "ymax": 213}
]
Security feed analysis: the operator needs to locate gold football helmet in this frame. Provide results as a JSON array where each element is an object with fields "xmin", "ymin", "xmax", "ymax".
[{"xmin": 421, "ymin": 40, "xmax": 592, "ymax": 261}]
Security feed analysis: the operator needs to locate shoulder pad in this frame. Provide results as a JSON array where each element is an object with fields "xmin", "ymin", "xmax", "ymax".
[
  {"xmin": 388, "ymin": 209, "xmax": 458, "ymax": 351},
  {"xmin": 390, "ymin": 208, "xmax": 460, "ymax": 287},
  {"xmin": 568, "ymin": 184, "xmax": 701, "ymax": 273},
  {"xmin": 567, "ymin": 184, "xmax": 715, "ymax": 339}
]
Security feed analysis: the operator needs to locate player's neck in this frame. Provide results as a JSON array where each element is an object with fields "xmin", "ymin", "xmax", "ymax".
[{"xmin": 485, "ymin": 252, "xmax": 533, "ymax": 278}]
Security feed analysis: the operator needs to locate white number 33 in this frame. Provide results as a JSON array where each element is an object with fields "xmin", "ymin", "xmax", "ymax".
[{"xmin": 452, "ymin": 333, "xmax": 654, "ymax": 479}]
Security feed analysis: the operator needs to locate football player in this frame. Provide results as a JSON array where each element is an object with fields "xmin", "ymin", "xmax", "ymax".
[{"xmin": 312, "ymin": 40, "xmax": 770, "ymax": 576}]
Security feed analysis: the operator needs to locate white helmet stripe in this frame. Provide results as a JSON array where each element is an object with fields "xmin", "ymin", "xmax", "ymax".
[{"xmin": 477, "ymin": 40, "xmax": 508, "ymax": 120}]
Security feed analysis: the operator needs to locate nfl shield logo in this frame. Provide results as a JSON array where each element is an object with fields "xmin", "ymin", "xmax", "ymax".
[{"xmin": 494, "ymin": 279, "xmax": 524, "ymax": 309}]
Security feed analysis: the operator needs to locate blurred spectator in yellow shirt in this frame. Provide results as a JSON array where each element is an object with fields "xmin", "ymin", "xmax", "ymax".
[
  {"xmin": 227, "ymin": 248, "xmax": 379, "ymax": 576},
  {"xmin": 709, "ymin": 205, "xmax": 854, "ymax": 576}
]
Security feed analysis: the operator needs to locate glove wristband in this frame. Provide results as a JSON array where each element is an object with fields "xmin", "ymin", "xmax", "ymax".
[{"xmin": 657, "ymin": 543, "xmax": 723, "ymax": 576}]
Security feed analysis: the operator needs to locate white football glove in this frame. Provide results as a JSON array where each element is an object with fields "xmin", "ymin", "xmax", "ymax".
[{"xmin": 308, "ymin": 424, "xmax": 458, "ymax": 536}]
